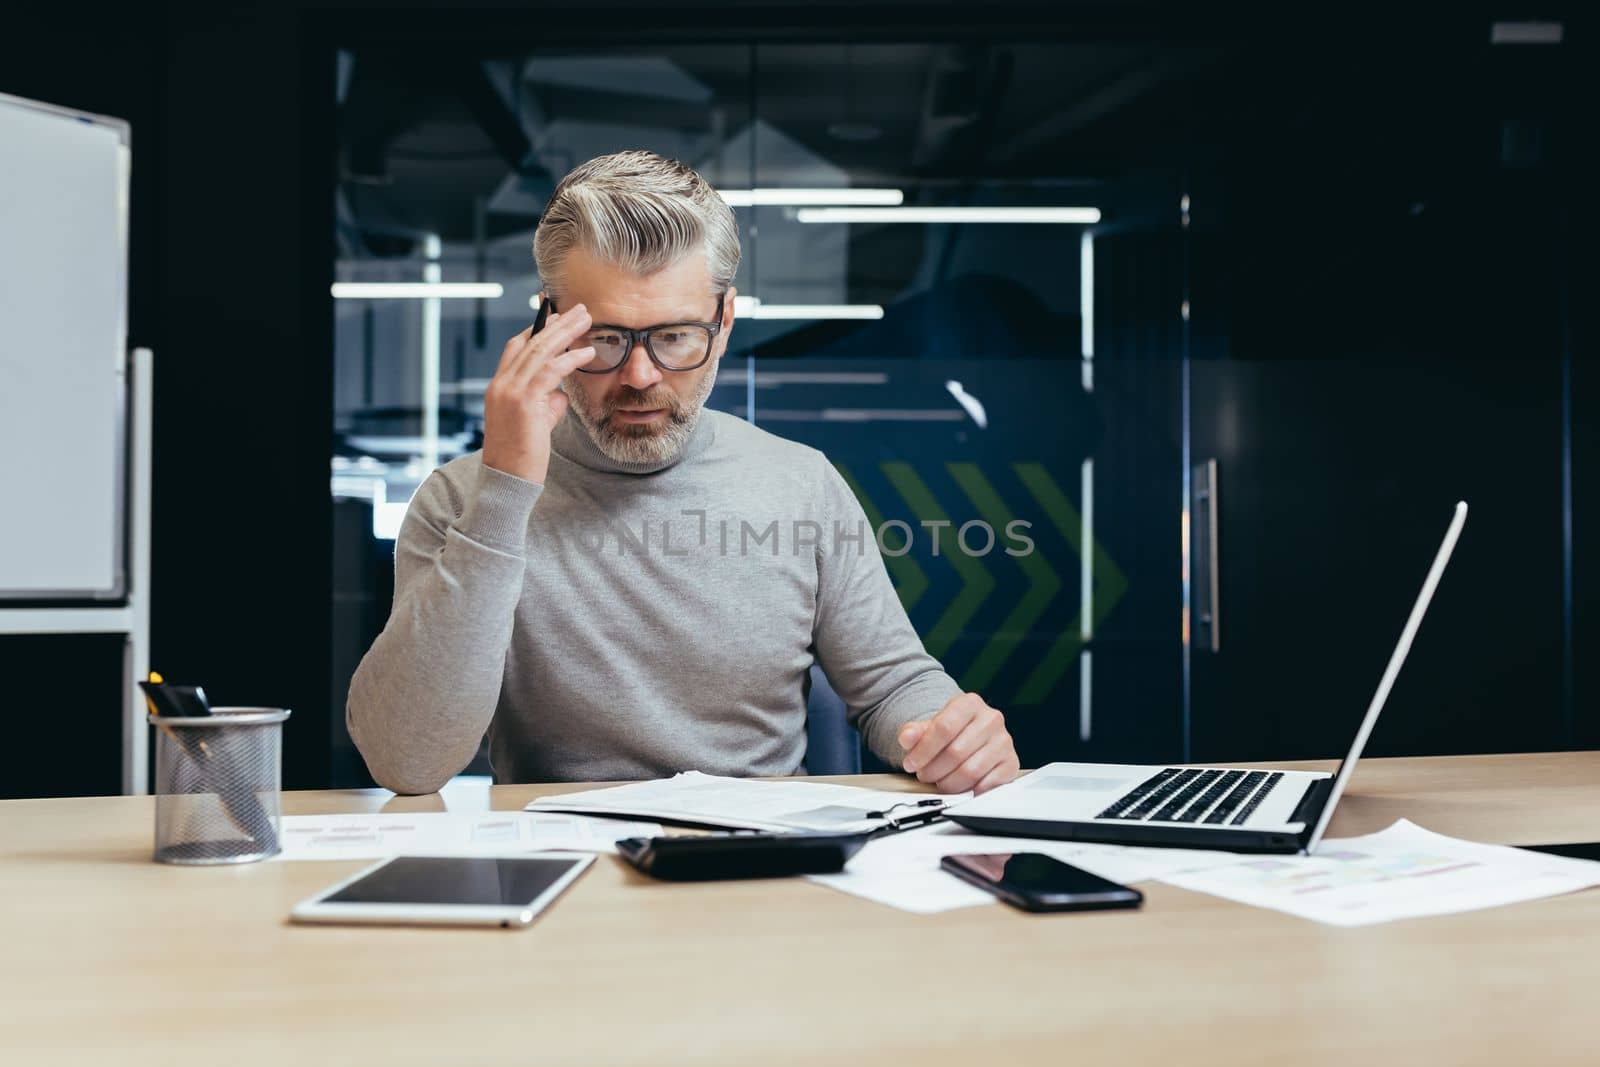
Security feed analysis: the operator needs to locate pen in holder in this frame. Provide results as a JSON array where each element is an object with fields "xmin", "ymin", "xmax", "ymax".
[{"xmin": 148, "ymin": 707, "xmax": 291, "ymax": 865}]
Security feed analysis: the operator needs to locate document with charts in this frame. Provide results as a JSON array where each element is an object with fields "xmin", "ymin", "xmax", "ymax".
[
  {"xmin": 1158, "ymin": 819, "xmax": 1600, "ymax": 926},
  {"xmin": 275, "ymin": 811, "xmax": 662, "ymax": 860}
]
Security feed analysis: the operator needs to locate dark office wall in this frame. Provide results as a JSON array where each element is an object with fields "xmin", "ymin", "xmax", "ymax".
[
  {"xmin": 1577, "ymin": 391, "xmax": 1598, "ymax": 753},
  {"xmin": 1572, "ymin": 237, "xmax": 1598, "ymax": 753},
  {"xmin": 1185, "ymin": 23, "xmax": 1594, "ymax": 762},
  {"xmin": 1189, "ymin": 357, "xmax": 1567, "ymax": 761},
  {"xmin": 0, "ymin": 5, "xmax": 334, "ymax": 791},
  {"xmin": 0, "ymin": 12, "xmax": 164, "ymax": 797},
  {"xmin": 156, "ymin": 8, "xmax": 334, "ymax": 789}
]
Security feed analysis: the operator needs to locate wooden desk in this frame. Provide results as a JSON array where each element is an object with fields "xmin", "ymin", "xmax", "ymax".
[{"xmin": 3, "ymin": 753, "xmax": 1599, "ymax": 1065}]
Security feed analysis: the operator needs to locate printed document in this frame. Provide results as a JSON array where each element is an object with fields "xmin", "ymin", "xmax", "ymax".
[
  {"xmin": 276, "ymin": 811, "xmax": 662, "ymax": 861},
  {"xmin": 1158, "ymin": 819, "xmax": 1600, "ymax": 926},
  {"xmin": 526, "ymin": 771, "xmax": 966, "ymax": 833},
  {"xmin": 806, "ymin": 822, "xmax": 1237, "ymax": 914}
]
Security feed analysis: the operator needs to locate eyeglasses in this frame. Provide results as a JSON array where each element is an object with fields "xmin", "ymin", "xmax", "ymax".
[{"xmin": 552, "ymin": 297, "xmax": 726, "ymax": 374}]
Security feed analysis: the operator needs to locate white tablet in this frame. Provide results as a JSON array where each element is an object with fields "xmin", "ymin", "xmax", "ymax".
[{"xmin": 290, "ymin": 853, "xmax": 595, "ymax": 928}]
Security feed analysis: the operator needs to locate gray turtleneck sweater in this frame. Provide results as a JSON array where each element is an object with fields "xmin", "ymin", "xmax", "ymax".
[{"xmin": 346, "ymin": 409, "xmax": 961, "ymax": 794}]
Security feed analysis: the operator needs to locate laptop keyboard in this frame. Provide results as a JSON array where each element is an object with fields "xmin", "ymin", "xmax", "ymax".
[{"xmin": 1096, "ymin": 769, "xmax": 1284, "ymax": 826}]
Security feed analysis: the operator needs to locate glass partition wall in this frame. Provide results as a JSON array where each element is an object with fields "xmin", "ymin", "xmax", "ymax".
[{"xmin": 330, "ymin": 40, "xmax": 1196, "ymax": 784}]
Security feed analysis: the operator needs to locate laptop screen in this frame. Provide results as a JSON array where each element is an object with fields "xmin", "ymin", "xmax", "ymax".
[{"xmin": 1304, "ymin": 502, "xmax": 1467, "ymax": 851}]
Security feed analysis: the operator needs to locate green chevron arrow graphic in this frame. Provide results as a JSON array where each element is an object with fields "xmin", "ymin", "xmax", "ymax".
[
  {"xmin": 1012, "ymin": 462, "xmax": 1128, "ymax": 705},
  {"xmin": 881, "ymin": 462, "xmax": 995, "ymax": 661},
  {"xmin": 946, "ymin": 463, "xmax": 1061, "ymax": 694},
  {"xmin": 832, "ymin": 462, "xmax": 929, "ymax": 615}
]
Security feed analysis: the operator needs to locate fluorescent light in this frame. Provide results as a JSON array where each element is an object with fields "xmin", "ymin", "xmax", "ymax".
[
  {"xmin": 420, "ymin": 235, "xmax": 442, "ymax": 476},
  {"xmin": 1491, "ymin": 20, "xmax": 1562, "ymax": 44},
  {"xmin": 331, "ymin": 282, "xmax": 505, "ymax": 299},
  {"xmin": 719, "ymin": 188, "xmax": 904, "ymax": 207},
  {"xmin": 734, "ymin": 296, "xmax": 883, "ymax": 320},
  {"xmin": 795, "ymin": 206, "xmax": 1101, "ymax": 225},
  {"xmin": 1080, "ymin": 232, "xmax": 1094, "ymax": 391},
  {"xmin": 754, "ymin": 304, "xmax": 882, "ymax": 320},
  {"xmin": 748, "ymin": 408, "xmax": 966, "ymax": 422}
]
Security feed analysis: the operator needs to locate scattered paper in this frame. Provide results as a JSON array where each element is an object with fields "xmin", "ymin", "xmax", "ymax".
[
  {"xmin": 806, "ymin": 823, "xmax": 1237, "ymax": 914},
  {"xmin": 1158, "ymin": 819, "xmax": 1600, "ymax": 926},
  {"xmin": 527, "ymin": 771, "xmax": 967, "ymax": 833},
  {"xmin": 275, "ymin": 811, "xmax": 662, "ymax": 861}
]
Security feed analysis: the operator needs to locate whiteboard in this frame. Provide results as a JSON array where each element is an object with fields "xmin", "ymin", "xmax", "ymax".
[{"xmin": 0, "ymin": 93, "xmax": 130, "ymax": 600}]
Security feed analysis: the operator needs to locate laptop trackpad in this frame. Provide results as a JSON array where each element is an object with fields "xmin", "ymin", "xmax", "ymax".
[{"xmin": 1028, "ymin": 775, "xmax": 1135, "ymax": 793}]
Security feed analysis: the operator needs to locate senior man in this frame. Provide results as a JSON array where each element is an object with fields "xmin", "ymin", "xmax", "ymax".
[{"xmin": 348, "ymin": 150, "xmax": 1019, "ymax": 796}]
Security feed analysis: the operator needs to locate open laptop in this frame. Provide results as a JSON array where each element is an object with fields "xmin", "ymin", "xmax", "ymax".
[{"xmin": 946, "ymin": 501, "xmax": 1468, "ymax": 855}]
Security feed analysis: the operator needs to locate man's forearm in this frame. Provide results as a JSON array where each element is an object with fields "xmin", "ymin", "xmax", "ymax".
[
  {"xmin": 346, "ymin": 465, "xmax": 541, "ymax": 794},
  {"xmin": 854, "ymin": 668, "xmax": 963, "ymax": 770}
]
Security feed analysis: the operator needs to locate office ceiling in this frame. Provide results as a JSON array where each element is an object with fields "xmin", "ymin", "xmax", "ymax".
[{"xmin": 335, "ymin": 40, "xmax": 1224, "ymax": 257}]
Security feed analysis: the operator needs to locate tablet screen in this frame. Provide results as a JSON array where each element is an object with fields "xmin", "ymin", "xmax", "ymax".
[{"xmin": 323, "ymin": 856, "xmax": 584, "ymax": 907}]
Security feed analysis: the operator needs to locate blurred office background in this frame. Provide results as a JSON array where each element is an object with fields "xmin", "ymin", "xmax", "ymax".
[{"xmin": 2, "ymin": 2, "xmax": 1595, "ymax": 795}]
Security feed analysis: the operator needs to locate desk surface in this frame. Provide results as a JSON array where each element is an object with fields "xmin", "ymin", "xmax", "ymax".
[{"xmin": 4, "ymin": 752, "xmax": 1599, "ymax": 1065}]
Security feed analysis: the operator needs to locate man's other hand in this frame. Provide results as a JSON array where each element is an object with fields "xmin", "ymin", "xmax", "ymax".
[{"xmin": 896, "ymin": 693, "xmax": 1020, "ymax": 795}]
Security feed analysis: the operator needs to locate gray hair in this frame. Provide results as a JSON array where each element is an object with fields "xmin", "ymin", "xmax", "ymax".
[{"xmin": 533, "ymin": 150, "xmax": 740, "ymax": 301}]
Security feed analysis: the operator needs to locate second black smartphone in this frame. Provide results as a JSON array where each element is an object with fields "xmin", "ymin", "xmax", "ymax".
[{"xmin": 940, "ymin": 852, "xmax": 1143, "ymax": 913}]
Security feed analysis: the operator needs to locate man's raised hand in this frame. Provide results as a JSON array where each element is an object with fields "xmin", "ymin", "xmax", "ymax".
[{"xmin": 480, "ymin": 302, "xmax": 596, "ymax": 485}]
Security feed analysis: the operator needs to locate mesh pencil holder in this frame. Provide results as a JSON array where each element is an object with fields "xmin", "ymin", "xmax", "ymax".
[{"xmin": 150, "ymin": 707, "xmax": 291, "ymax": 865}]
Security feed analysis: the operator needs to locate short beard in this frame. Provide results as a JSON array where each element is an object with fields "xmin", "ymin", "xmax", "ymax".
[{"xmin": 562, "ymin": 359, "xmax": 718, "ymax": 466}]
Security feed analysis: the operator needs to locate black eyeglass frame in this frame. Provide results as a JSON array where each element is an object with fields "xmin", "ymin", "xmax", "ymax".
[{"xmin": 549, "ymin": 295, "xmax": 728, "ymax": 374}]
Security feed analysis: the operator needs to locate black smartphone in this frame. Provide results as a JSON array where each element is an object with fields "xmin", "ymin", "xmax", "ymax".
[
  {"xmin": 529, "ymin": 292, "xmax": 551, "ymax": 336},
  {"xmin": 941, "ymin": 852, "xmax": 1143, "ymax": 913}
]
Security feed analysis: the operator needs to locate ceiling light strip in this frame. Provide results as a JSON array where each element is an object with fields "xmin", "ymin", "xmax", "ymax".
[
  {"xmin": 719, "ymin": 188, "xmax": 905, "ymax": 207},
  {"xmin": 735, "ymin": 297, "xmax": 883, "ymax": 320},
  {"xmin": 795, "ymin": 207, "xmax": 1101, "ymax": 224},
  {"xmin": 332, "ymin": 282, "xmax": 505, "ymax": 299}
]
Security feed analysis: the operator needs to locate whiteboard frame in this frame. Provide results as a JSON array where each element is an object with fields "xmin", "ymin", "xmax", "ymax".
[
  {"xmin": 0, "ymin": 90, "xmax": 132, "ymax": 602},
  {"xmin": 0, "ymin": 348, "xmax": 152, "ymax": 792},
  {"xmin": 0, "ymin": 91, "xmax": 150, "ymax": 794}
]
